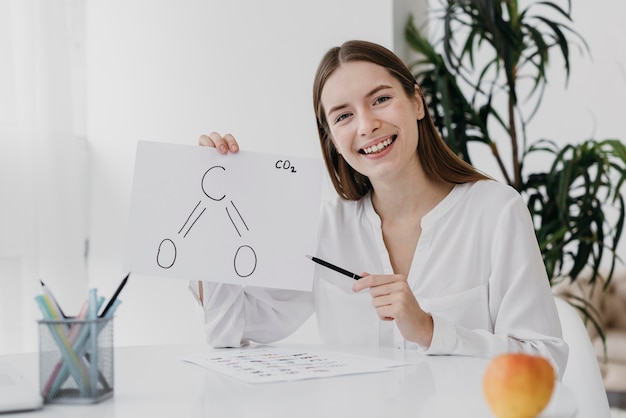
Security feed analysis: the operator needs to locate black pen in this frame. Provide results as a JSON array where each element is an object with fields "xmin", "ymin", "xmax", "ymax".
[
  {"xmin": 99, "ymin": 273, "xmax": 130, "ymax": 318},
  {"xmin": 305, "ymin": 255, "xmax": 361, "ymax": 280}
]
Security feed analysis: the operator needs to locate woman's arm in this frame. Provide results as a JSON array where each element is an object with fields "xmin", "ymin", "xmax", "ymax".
[
  {"xmin": 422, "ymin": 195, "xmax": 568, "ymax": 378},
  {"xmin": 189, "ymin": 281, "xmax": 314, "ymax": 347}
]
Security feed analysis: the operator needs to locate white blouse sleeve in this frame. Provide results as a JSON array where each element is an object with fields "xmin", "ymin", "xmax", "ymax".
[
  {"xmin": 422, "ymin": 195, "xmax": 568, "ymax": 379},
  {"xmin": 188, "ymin": 281, "xmax": 314, "ymax": 348}
]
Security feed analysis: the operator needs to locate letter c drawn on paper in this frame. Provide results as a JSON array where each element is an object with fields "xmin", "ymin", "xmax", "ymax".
[{"xmin": 202, "ymin": 166, "xmax": 226, "ymax": 201}]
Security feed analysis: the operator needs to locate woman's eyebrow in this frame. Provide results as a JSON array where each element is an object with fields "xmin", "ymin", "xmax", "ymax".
[
  {"xmin": 326, "ymin": 84, "xmax": 394, "ymax": 116},
  {"xmin": 365, "ymin": 84, "xmax": 393, "ymax": 99},
  {"xmin": 327, "ymin": 103, "xmax": 348, "ymax": 116}
]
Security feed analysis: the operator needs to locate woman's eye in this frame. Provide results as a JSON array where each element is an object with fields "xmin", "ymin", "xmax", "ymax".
[
  {"xmin": 334, "ymin": 113, "xmax": 351, "ymax": 124},
  {"xmin": 375, "ymin": 96, "xmax": 391, "ymax": 105}
]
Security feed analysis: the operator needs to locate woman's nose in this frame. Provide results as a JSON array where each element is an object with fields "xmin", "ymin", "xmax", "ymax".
[{"xmin": 357, "ymin": 109, "xmax": 380, "ymax": 136}]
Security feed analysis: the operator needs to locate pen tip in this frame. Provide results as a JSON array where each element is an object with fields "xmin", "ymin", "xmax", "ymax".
[{"xmin": 305, "ymin": 255, "xmax": 312, "ymax": 259}]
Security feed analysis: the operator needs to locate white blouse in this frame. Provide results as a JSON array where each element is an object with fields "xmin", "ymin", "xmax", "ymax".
[{"xmin": 190, "ymin": 180, "xmax": 568, "ymax": 377}]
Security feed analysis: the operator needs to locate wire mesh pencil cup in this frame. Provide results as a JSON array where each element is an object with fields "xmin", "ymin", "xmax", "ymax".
[{"xmin": 38, "ymin": 317, "xmax": 114, "ymax": 404}]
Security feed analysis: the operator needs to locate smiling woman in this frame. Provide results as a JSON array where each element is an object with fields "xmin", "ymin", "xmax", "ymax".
[{"xmin": 192, "ymin": 40, "xmax": 569, "ymax": 382}]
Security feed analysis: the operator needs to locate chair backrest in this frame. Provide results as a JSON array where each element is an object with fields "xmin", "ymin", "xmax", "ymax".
[{"xmin": 555, "ymin": 297, "xmax": 610, "ymax": 417}]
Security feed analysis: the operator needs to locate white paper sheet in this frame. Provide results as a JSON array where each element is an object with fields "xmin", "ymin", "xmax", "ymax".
[
  {"xmin": 181, "ymin": 346, "xmax": 408, "ymax": 384},
  {"xmin": 125, "ymin": 141, "xmax": 323, "ymax": 291}
]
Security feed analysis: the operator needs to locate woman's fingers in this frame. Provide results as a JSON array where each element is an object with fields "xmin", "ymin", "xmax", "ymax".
[
  {"xmin": 352, "ymin": 273, "xmax": 397, "ymax": 293},
  {"xmin": 198, "ymin": 133, "xmax": 216, "ymax": 147},
  {"xmin": 198, "ymin": 132, "xmax": 240, "ymax": 154},
  {"xmin": 351, "ymin": 273, "xmax": 433, "ymax": 346},
  {"xmin": 222, "ymin": 133, "xmax": 239, "ymax": 153}
]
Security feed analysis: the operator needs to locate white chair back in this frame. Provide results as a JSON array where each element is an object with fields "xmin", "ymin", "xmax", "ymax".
[{"xmin": 555, "ymin": 297, "xmax": 610, "ymax": 417}]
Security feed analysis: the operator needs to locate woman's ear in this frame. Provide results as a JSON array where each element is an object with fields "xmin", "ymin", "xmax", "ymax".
[{"xmin": 413, "ymin": 84, "xmax": 426, "ymax": 121}]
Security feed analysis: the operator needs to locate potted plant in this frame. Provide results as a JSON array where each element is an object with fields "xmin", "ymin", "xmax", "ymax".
[{"xmin": 404, "ymin": 0, "xmax": 626, "ymax": 340}]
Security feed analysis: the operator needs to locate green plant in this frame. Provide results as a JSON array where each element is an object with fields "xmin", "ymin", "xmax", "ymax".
[{"xmin": 404, "ymin": 0, "xmax": 626, "ymax": 337}]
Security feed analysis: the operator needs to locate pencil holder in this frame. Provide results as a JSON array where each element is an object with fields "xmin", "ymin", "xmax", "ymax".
[{"xmin": 38, "ymin": 317, "xmax": 114, "ymax": 404}]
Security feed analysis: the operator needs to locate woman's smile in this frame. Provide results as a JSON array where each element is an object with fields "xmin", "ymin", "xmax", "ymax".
[{"xmin": 359, "ymin": 134, "xmax": 397, "ymax": 155}]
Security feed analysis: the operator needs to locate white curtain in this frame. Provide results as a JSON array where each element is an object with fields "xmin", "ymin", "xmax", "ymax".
[{"xmin": 0, "ymin": 0, "xmax": 88, "ymax": 354}]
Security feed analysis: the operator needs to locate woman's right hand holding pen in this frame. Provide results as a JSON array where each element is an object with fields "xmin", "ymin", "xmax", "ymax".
[
  {"xmin": 353, "ymin": 272, "xmax": 434, "ymax": 348},
  {"xmin": 199, "ymin": 132, "xmax": 240, "ymax": 154}
]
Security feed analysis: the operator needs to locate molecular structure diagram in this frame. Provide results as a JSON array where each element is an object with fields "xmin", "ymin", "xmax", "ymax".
[
  {"xmin": 154, "ymin": 159, "xmax": 298, "ymax": 279},
  {"xmin": 155, "ymin": 164, "xmax": 257, "ymax": 278}
]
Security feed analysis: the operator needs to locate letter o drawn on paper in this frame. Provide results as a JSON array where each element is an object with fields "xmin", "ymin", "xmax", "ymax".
[
  {"xmin": 157, "ymin": 238, "xmax": 177, "ymax": 269},
  {"xmin": 201, "ymin": 166, "xmax": 226, "ymax": 201},
  {"xmin": 233, "ymin": 245, "xmax": 257, "ymax": 278}
]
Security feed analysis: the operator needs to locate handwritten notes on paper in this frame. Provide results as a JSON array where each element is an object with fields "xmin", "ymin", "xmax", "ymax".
[
  {"xmin": 125, "ymin": 141, "xmax": 323, "ymax": 291},
  {"xmin": 182, "ymin": 346, "xmax": 408, "ymax": 384}
]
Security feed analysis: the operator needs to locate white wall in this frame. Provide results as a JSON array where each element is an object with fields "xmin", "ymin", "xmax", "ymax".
[
  {"xmin": 0, "ymin": 0, "xmax": 90, "ymax": 354},
  {"xmin": 84, "ymin": 0, "xmax": 427, "ymax": 347}
]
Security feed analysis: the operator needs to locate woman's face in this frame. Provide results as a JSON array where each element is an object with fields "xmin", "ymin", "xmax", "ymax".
[{"xmin": 321, "ymin": 61, "xmax": 425, "ymax": 184}]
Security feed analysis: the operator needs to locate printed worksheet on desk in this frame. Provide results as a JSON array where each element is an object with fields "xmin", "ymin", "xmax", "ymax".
[
  {"xmin": 125, "ymin": 140, "xmax": 324, "ymax": 291},
  {"xmin": 181, "ymin": 346, "xmax": 408, "ymax": 384}
]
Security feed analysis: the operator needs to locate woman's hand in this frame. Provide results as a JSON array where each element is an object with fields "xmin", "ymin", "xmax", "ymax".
[
  {"xmin": 352, "ymin": 273, "xmax": 433, "ymax": 347},
  {"xmin": 198, "ymin": 132, "xmax": 240, "ymax": 154}
]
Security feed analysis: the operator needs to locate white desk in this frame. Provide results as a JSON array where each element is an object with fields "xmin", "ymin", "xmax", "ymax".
[{"xmin": 2, "ymin": 344, "xmax": 576, "ymax": 417}]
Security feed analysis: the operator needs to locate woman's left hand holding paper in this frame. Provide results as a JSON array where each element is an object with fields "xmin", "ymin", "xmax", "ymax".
[{"xmin": 199, "ymin": 132, "xmax": 240, "ymax": 154}]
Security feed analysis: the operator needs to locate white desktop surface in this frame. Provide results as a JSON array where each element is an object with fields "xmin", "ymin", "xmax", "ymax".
[{"xmin": 1, "ymin": 343, "xmax": 576, "ymax": 418}]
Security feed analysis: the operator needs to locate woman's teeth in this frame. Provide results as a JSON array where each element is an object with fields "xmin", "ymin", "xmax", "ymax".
[{"xmin": 360, "ymin": 135, "xmax": 396, "ymax": 155}]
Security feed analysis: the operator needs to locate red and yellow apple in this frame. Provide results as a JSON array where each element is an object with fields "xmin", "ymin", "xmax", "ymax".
[{"xmin": 483, "ymin": 353, "xmax": 555, "ymax": 418}]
